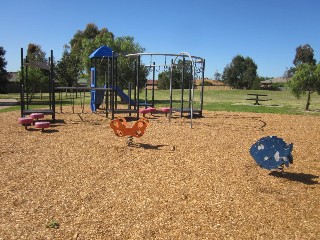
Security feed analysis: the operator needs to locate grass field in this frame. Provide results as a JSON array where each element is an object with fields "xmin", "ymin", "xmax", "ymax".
[{"xmin": 1, "ymin": 89, "xmax": 320, "ymax": 115}]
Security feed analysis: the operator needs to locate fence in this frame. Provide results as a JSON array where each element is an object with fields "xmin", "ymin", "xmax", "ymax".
[{"xmin": 201, "ymin": 85, "xmax": 232, "ymax": 90}]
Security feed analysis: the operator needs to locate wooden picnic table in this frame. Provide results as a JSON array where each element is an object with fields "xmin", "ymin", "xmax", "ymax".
[{"xmin": 246, "ymin": 93, "xmax": 270, "ymax": 105}]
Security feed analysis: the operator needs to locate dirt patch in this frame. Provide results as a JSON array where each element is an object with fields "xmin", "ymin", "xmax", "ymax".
[{"xmin": 0, "ymin": 106, "xmax": 319, "ymax": 239}]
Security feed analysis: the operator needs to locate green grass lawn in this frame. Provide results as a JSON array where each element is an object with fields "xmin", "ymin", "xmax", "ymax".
[
  {"xmin": 153, "ymin": 89, "xmax": 320, "ymax": 115},
  {"xmin": 1, "ymin": 89, "xmax": 320, "ymax": 115}
]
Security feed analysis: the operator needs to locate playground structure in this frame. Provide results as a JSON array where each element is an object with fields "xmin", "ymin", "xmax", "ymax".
[
  {"xmin": 55, "ymin": 45, "xmax": 145, "ymax": 119},
  {"xmin": 19, "ymin": 46, "xmax": 205, "ymax": 125},
  {"xmin": 20, "ymin": 48, "xmax": 56, "ymax": 121},
  {"xmin": 75, "ymin": 46, "xmax": 206, "ymax": 121}
]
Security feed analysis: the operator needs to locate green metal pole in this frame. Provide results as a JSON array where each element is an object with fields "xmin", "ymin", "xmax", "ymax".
[{"xmin": 20, "ymin": 48, "xmax": 24, "ymax": 117}]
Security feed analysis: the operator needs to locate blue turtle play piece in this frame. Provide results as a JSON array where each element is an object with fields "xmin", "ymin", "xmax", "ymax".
[{"xmin": 250, "ymin": 136, "xmax": 293, "ymax": 170}]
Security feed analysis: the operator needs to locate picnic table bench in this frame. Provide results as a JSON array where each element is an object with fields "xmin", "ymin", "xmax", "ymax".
[{"xmin": 246, "ymin": 93, "xmax": 271, "ymax": 105}]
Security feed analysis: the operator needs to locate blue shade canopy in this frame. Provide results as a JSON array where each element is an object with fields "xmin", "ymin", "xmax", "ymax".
[
  {"xmin": 250, "ymin": 136, "xmax": 293, "ymax": 170},
  {"xmin": 89, "ymin": 46, "xmax": 115, "ymax": 58}
]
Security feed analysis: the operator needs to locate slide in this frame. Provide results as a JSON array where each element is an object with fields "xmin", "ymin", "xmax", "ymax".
[{"xmin": 113, "ymin": 86, "xmax": 136, "ymax": 106}]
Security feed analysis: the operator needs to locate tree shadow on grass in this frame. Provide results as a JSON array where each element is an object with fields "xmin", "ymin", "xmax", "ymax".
[{"xmin": 269, "ymin": 171, "xmax": 319, "ymax": 185}]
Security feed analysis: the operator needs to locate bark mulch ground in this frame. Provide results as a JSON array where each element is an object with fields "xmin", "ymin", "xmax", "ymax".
[{"xmin": 0, "ymin": 106, "xmax": 319, "ymax": 239}]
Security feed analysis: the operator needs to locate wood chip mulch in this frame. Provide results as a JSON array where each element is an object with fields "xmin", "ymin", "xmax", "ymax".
[{"xmin": 0, "ymin": 106, "xmax": 319, "ymax": 239}]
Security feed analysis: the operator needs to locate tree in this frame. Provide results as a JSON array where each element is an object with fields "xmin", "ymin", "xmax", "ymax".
[
  {"xmin": 110, "ymin": 36, "xmax": 147, "ymax": 89},
  {"xmin": 288, "ymin": 63, "xmax": 320, "ymax": 110},
  {"xmin": 293, "ymin": 44, "xmax": 316, "ymax": 66},
  {"xmin": 0, "ymin": 46, "xmax": 9, "ymax": 93},
  {"xmin": 157, "ymin": 63, "xmax": 193, "ymax": 90},
  {"xmin": 63, "ymin": 23, "xmax": 147, "ymax": 89},
  {"xmin": 283, "ymin": 44, "xmax": 317, "ymax": 81},
  {"xmin": 283, "ymin": 67, "xmax": 296, "ymax": 79},
  {"xmin": 222, "ymin": 55, "xmax": 259, "ymax": 89},
  {"xmin": 214, "ymin": 70, "xmax": 221, "ymax": 81},
  {"xmin": 76, "ymin": 26, "xmax": 115, "ymax": 74},
  {"xmin": 24, "ymin": 44, "xmax": 49, "ymax": 95},
  {"xmin": 56, "ymin": 45, "xmax": 81, "ymax": 87},
  {"xmin": 157, "ymin": 71, "xmax": 171, "ymax": 90},
  {"xmin": 62, "ymin": 23, "xmax": 116, "ymax": 86}
]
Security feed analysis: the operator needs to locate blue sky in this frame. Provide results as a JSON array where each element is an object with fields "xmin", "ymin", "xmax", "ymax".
[{"xmin": 2, "ymin": 0, "xmax": 319, "ymax": 78}]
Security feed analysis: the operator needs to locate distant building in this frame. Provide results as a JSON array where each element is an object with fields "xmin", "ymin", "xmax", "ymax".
[
  {"xmin": 261, "ymin": 77, "xmax": 289, "ymax": 89},
  {"xmin": 195, "ymin": 78, "xmax": 231, "ymax": 90},
  {"xmin": 144, "ymin": 78, "xmax": 230, "ymax": 90},
  {"xmin": 146, "ymin": 80, "xmax": 158, "ymax": 90},
  {"xmin": 195, "ymin": 78, "xmax": 226, "ymax": 86},
  {"xmin": 6, "ymin": 72, "xmax": 20, "ymax": 93}
]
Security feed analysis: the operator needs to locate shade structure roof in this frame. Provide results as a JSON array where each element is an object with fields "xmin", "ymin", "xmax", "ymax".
[{"xmin": 89, "ymin": 46, "xmax": 116, "ymax": 59}]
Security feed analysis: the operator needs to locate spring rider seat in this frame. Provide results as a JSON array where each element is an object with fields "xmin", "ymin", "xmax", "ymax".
[{"xmin": 110, "ymin": 117, "xmax": 149, "ymax": 145}]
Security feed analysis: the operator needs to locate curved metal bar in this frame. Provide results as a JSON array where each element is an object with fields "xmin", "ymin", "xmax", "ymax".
[{"xmin": 126, "ymin": 52, "xmax": 204, "ymax": 63}]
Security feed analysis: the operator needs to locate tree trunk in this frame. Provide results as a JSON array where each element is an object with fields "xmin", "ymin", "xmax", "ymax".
[{"xmin": 305, "ymin": 90, "xmax": 311, "ymax": 111}]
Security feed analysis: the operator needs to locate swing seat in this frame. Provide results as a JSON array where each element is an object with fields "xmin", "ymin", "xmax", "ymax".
[{"xmin": 110, "ymin": 117, "xmax": 149, "ymax": 138}]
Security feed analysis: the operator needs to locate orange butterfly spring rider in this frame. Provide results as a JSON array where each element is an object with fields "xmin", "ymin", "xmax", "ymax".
[{"xmin": 110, "ymin": 117, "xmax": 150, "ymax": 145}]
